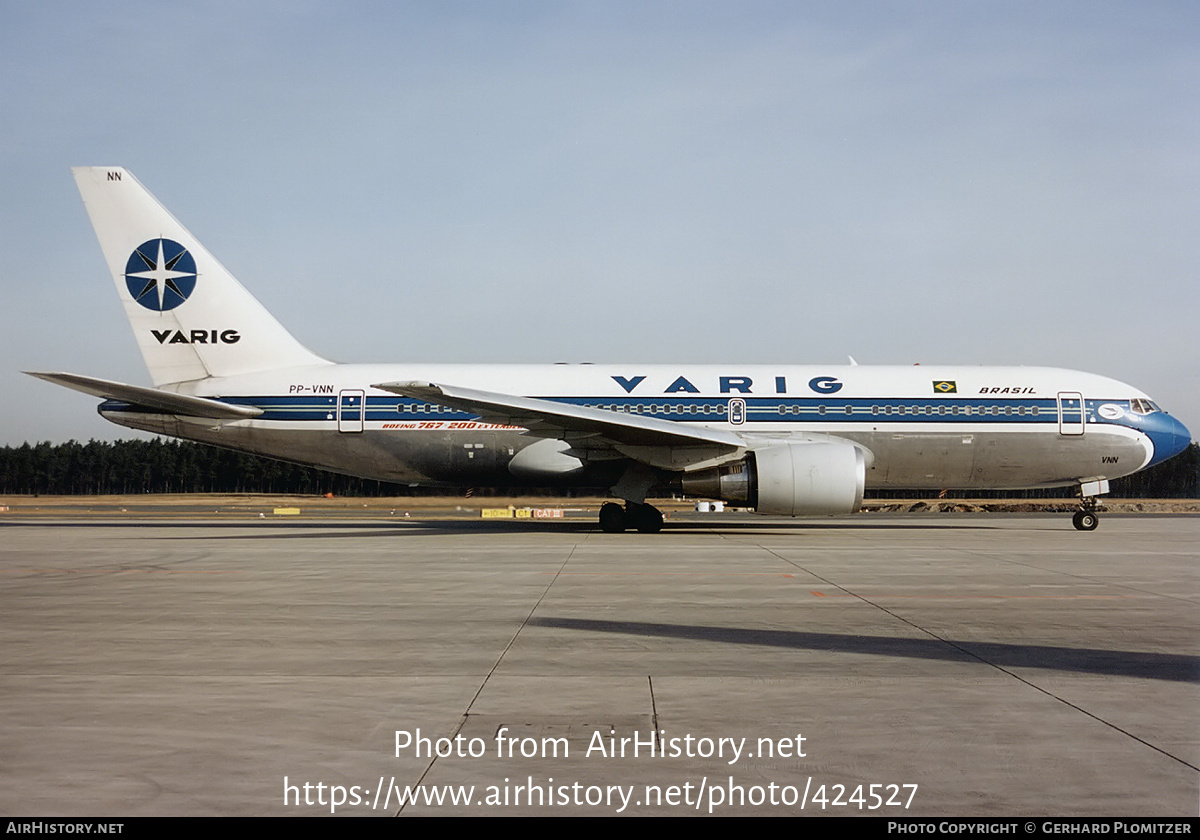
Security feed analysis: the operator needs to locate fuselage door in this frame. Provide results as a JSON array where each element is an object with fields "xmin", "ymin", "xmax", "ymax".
[
  {"xmin": 338, "ymin": 389, "xmax": 365, "ymax": 433},
  {"xmin": 1057, "ymin": 391, "xmax": 1084, "ymax": 436},
  {"xmin": 728, "ymin": 398, "xmax": 746, "ymax": 425}
]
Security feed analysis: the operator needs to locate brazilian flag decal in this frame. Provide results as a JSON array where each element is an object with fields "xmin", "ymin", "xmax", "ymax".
[{"xmin": 932, "ymin": 380, "xmax": 957, "ymax": 394}]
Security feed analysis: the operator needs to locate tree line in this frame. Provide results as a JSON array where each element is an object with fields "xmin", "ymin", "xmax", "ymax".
[
  {"xmin": 0, "ymin": 438, "xmax": 1195, "ymax": 498},
  {"xmin": 0, "ymin": 439, "xmax": 402, "ymax": 496}
]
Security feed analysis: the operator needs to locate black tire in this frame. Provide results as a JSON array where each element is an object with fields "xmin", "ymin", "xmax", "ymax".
[
  {"xmin": 630, "ymin": 503, "xmax": 664, "ymax": 533},
  {"xmin": 1072, "ymin": 511, "xmax": 1099, "ymax": 531},
  {"xmin": 599, "ymin": 502, "xmax": 627, "ymax": 533}
]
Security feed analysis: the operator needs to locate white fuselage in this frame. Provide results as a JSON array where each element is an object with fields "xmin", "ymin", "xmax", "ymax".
[{"xmin": 100, "ymin": 362, "xmax": 1172, "ymax": 492}]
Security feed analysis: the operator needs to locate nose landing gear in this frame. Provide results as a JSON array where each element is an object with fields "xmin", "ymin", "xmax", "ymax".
[
  {"xmin": 1072, "ymin": 480, "xmax": 1108, "ymax": 531},
  {"xmin": 1072, "ymin": 507, "xmax": 1099, "ymax": 531}
]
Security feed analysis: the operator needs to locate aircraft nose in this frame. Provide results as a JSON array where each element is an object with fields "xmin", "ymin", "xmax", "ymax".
[{"xmin": 1144, "ymin": 412, "xmax": 1192, "ymax": 466}]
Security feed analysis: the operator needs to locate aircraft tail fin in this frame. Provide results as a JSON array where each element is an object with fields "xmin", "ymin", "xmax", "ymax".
[{"xmin": 73, "ymin": 167, "xmax": 330, "ymax": 386}]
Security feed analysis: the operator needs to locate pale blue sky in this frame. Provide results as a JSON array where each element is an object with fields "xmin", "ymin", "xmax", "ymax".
[{"xmin": 3, "ymin": 1, "xmax": 1197, "ymax": 444}]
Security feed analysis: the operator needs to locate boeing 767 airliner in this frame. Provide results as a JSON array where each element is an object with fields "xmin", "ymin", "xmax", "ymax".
[{"xmin": 28, "ymin": 167, "xmax": 1192, "ymax": 531}]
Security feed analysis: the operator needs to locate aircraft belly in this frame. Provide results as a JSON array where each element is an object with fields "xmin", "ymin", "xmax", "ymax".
[
  {"xmin": 103, "ymin": 406, "xmax": 1152, "ymax": 494},
  {"xmin": 847, "ymin": 428, "xmax": 1148, "ymax": 490},
  {"xmin": 864, "ymin": 433, "xmax": 978, "ymax": 486},
  {"xmin": 98, "ymin": 411, "xmax": 614, "ymax": 487}
]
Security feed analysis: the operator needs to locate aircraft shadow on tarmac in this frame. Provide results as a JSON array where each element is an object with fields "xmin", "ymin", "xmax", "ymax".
[
  {"xmin": 71, "ymin": 518, "xmax": 1023, "ymax": 539},
  {"xmin": 3, "ymin": 519, "xmax": 1014, "ymax": 540},
  {"xmin": 529, "ymin": 617, "xmax": 1200, "ymax": 684}
]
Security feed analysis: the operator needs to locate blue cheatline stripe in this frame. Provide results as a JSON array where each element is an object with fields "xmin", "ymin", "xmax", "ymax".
[{"xmin": 196, "ymin": 395, "xmax": 1139, "ymax": 429}]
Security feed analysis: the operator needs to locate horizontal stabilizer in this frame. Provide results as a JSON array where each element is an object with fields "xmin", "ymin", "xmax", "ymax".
[{"xmin": 25, "ymin": 372, "xmax": 263, "ymax": 420}]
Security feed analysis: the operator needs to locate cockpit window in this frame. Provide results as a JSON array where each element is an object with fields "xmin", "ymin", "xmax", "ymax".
[{"xmin": 1130, "ymin": 399, "xmax": 1160, "ymax": 415}]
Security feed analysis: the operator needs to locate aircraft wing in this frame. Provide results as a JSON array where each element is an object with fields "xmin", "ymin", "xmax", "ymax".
[
  {"xmin": 25, "ymin": 372, "xmax": 264, "ymax": 420},
  {"xmin": 373, "ymin": 380, "xmax": 746, "ymax": 470}
]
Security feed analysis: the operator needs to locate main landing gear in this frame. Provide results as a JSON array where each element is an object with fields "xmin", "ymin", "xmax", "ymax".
[{"xmin": 599, "ymin": 501, "xmax": 664, "ymax": 533}]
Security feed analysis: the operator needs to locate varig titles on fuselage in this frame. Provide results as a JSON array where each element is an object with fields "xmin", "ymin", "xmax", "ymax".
[
  {"xmin": 612, "ymin": 374, "xmax": 843, "ymax": 395},
  {"xmin": 609, "ymin": 375, "xmax": 1045, "ymax": 397}
]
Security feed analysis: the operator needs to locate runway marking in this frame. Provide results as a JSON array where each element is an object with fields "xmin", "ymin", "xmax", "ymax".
[
  {"xmin": 0, "ymin": 568, "xmax": 242, "ymax": 575},
  {"xmin": 757, "ymin": 543, "xmax": 1199, "ymax": 774},
  {"xmin": 542, "ymin": 572, "xmax": 795, "ymax": 577},
  {"xmin": 391, "ymin": 544, "xmax": 584, "ymax": 816},
  {"xmin": 807, "ymin": 592, "xmax": 1124, "ymax": 599}
]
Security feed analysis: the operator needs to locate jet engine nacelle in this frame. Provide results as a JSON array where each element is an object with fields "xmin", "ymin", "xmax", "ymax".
[
  {"xmin": 680, "ymin": 441, "xmax": 866, "ymax": 516},
  {"xmin": 752, "ymin": 441, "xmax": 866, "ymax": 516}
]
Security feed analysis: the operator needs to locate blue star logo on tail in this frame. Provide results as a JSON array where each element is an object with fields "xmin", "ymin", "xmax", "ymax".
[{"xmin": 124, "ymin": 238, "xmax": 197, "ymax": 311}]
